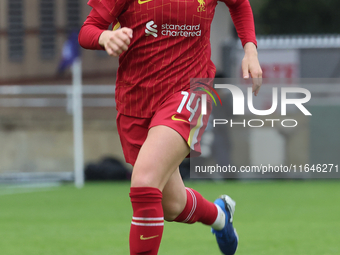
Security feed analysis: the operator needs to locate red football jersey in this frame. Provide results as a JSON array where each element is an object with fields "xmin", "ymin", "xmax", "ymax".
[{"xmin": 86, "ymin": 0, "xmax": 256, "ymax": 118}]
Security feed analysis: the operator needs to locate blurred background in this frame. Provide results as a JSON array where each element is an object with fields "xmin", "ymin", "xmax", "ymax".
[{"xmin": 0, "ymin": 1, "xmax": 340, "ymax": 255}]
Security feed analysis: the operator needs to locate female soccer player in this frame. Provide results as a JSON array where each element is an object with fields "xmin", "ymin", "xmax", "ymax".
[{"xmin": 79, "ymin": 0, "xmax": 262, "ymax": 254}]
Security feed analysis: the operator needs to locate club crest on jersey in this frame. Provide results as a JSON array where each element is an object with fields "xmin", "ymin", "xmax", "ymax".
[{"xmin": 197, "ymin": 0, "xmax": 206, "ymax": 12}]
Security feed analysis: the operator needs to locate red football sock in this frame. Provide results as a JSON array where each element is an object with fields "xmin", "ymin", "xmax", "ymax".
[
  {"xmin": 129, "ymin": 187, "xmax": 164, "ymax": 255},
  {"xmin": 174, "ymin": 187, "xmax": 218, "ymax": 225}
]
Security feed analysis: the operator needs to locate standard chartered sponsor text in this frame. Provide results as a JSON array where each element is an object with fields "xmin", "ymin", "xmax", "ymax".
[{"xmin": 161, "ymin": 24, "xmax": 201, "ymax": 37}]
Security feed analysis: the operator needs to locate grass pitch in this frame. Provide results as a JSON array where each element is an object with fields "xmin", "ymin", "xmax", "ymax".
[{"xmin": 0, "ymin": 180, "xmax": 339, "ymax": 255}]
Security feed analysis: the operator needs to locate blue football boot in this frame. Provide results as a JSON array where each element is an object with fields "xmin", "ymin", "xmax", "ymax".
[{"xmin": 212, "ymin": 195, "xmax": 238, "ymax": 255}]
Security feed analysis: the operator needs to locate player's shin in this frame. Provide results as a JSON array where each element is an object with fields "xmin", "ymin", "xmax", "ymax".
[
  {"xmin": 129, "ymin": 187, "xmax": 164, "ymax": 255},
  {"xmin": 173, "ymin": 187, "xmax": 224, "ymax": 229}
]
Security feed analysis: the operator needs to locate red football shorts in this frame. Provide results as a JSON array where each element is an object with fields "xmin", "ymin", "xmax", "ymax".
[{"xmin": 116, "ymin": 90, "xmax": 212, "ymax": 165}]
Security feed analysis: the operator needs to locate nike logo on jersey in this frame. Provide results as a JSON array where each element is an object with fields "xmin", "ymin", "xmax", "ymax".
[
  {"xmin": 171, "ymin": 114, "xmax": 190, "ymax": 123},
  {"xmin": 138, "ymin": 0, "xmax": 153, "ymax": 4},
  {"xmin": 140, "ymin": 235, "xmax": 159, "ymax": 240}
]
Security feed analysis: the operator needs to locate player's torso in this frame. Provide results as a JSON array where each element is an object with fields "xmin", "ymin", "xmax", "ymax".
[
  {"xmin": 115, "ymin": 0, "xmax": 218, "ymax": 117},
  {"xmin": 118, "ymin": 0, "xmax": 218, "ymax": 49}
]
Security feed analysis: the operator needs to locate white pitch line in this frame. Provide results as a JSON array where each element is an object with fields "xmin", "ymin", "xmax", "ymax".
[{"xmin": 0, "ymin": 183, "xmax": 60, "ymax": 196}]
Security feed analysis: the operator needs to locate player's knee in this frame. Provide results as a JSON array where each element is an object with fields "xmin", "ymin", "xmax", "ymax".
[
  {"xmin": 131, "ymin": 164, "xmax": 164, "ymax": 189},
  {"xmin": 131, "ymin": 176, "xmax": 155, "ymax": 189},
  {"xmin": 131, "ymin": 166, "xmax": 154, "ymax": 187}
]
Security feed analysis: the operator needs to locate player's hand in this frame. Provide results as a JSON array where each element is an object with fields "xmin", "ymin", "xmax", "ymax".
[
  {"xmin": 242, "ymin": 42, "xmax": 262, "ymax": 96},
  {"xmin": 99, "ymin": 27, "xmax": 133, "ymax": 57}
]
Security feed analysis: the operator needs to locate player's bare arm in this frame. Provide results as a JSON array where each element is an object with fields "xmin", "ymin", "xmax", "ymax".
[
  {"xmin": 99, "ymin": 28, "xmax": 133, "ymax": 57},
  {"xmin": 242, "ymin": 42, "xmax": 263, "ymax": 96}
]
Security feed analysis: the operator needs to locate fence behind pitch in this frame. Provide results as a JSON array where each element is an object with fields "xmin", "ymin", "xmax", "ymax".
[{"xmin": 0, "ymin": 85, "xmax": 125, "ymax": 184}]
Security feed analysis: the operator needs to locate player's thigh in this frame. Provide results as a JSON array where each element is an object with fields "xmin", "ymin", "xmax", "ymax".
[
  {"xmin": 162, "ymin": 167, "xmax": 187, "ymax": 221},
  {"xmin": 131, "ymin": 125, "xmax": 190, "ymax": 190}
]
